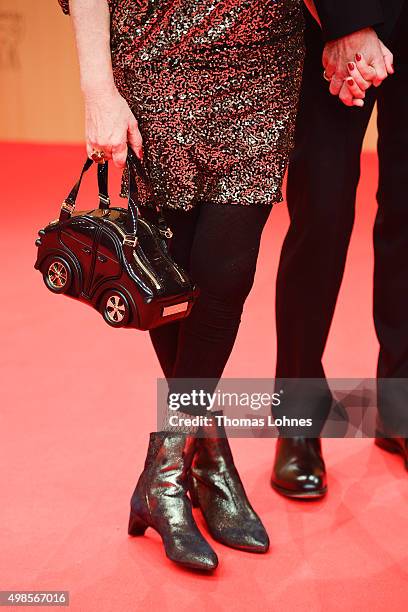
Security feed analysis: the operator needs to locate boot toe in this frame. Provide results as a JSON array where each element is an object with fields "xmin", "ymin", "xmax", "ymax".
[
  {"xmin": 214, "ymin": 522, "xmax": 270, "ymax": 553},
  {"xmin": 166, "ymin": 534, "xmax": 219, "ymax": 571},
  {"xmin": 168, "ymin": 548, "xmax": 218, "ymax": 571},
  {"xmin": 272, "ymin": 471, "xmax": 327, "ymax": 498},
  {"xmin": 238, "ymin": 528, "xmax": 270, "ymax": 553},
  {"xmin": 296, "ymin": 472, "xmax": 326, "ymax": 492}
]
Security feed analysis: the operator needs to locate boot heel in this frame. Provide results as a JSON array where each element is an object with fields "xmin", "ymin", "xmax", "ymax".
[{"xmin": 128, "ymin": 510, "xmax": 148, "ymax": 536}]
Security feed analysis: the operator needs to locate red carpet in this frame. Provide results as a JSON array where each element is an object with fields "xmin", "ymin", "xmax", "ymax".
[{"xmin": 0, "ymin": 143, "xmax": 407, "ymax": 611}]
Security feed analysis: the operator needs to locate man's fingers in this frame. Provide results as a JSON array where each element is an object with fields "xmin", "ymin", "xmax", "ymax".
[
  {"xmin": 379, "ymin": 41, "xmax": 394, "ymax": 74},
  {"xmin": 338, "ymin": 82, "xmax": 354, "ymax": 107},
  {"xmin": 323, "ymin": 59, "xmax": 336, "ymax": 78},
  {"xmin": 371, "ymin": 58, "xmax": 388, "ymax": 87},
  {"xmin": 355, "ymin": 53, "xmax": 377, "ymax": 82},
  {"xmin": 329, "ymin": 75, "xmax": 343, "ymax": 96},
  {"xmin": 347, "ymin": 61, "xmax": 371, "ymax": 91},
  {"xmin": 383, "ymin": 52, "xmax": 394, "ymax": 75}
]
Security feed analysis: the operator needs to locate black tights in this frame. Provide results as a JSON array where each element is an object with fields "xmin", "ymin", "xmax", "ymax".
[{"xmin": 148, "ymin": 201, "xmax": 272, "ymax": 415}]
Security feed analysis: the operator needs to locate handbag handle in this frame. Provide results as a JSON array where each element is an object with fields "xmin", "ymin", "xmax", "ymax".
[
  {"xmin": 124, "ymin": 146, "xmax": 173, "ymax": 239},
  {"xmin": 59, "ymin": 158, "xmax": 110, "ymax": 219},
  {"xmin": 59, "ymin": 146, "xmax": 172, "ymax": 253}
]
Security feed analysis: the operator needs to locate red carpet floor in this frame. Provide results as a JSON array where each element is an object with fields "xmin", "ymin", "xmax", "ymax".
[{"xmin": 0, "ymin": 143, "xmax": 407, "ymax": 611}]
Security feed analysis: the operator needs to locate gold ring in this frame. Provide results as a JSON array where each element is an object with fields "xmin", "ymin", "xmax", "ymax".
[
  {"xmin": 323, "ymin": 70, "xmax": 332, "ymax": 82},
  {"xmin": 91, "ymin": 149, "xmax": 105, "ymax": 164}
]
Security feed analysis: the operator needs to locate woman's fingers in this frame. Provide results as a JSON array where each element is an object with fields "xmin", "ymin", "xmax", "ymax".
[
  {"xmin": 84, "ymin": 91, "xmax": 142, "ymax": 166},
  {"xmin": 331, "ymin": 45, "xmax": 394, "ymax": 110},
  {"xmin": 111, "ymin": 141, "xmax": 128, "ymax": 168},
  {"xmin": 90, "ymin": 116, "xmax": 143, "ymax": 169},
  {"xmin": 355, "ymin": 53, "xmax": 377, "ymax": 82},
  {"xmin": 347, "ymin": 61, "xmax": 371, "ymax": 91},
  {"xmin": 87, "ymin": 142, "xmax": 112, "ymax": 161},
  {"xmin": 128, "ymin": 118, "xmax": 144, "ymax": 160},
  {"xmin": 339, "ymin": 77, "xmax": 366, "ymax": 107},
  {"xmin": 345, "ymin": 77, "xmax": 365, "ymax": 100}
]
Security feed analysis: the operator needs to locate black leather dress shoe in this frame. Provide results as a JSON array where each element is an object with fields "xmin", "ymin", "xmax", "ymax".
[
  {"xmin": 271, "ymin": 437, "xmax": 327, "ymax": 499},
  {"xmin": 375, "ymin": 435, "xmax": 408, "ymax": 470}
]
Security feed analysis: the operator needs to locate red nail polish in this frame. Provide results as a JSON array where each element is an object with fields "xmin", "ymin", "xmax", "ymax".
[
  {"xmin": 347, "ymin": 78, "xmax": 354, "ymax": 86},
  {"xmin": 355, "ymin": 53, "xmax": 362, "ymax": 62},
  {"xmin": 348, "ymin": 62, "xmax": 355, "ymax": 71}
]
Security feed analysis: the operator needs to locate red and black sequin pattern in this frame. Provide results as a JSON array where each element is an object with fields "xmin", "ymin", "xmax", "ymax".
[{"xmin": 57, "ymin": 1, "xmax": 305, "ymax": 211}]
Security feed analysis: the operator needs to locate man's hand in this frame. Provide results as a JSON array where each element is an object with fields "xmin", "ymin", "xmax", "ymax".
[{"xmin": 323, "ymin": 27, "xmax": 394, "ymax": 107}]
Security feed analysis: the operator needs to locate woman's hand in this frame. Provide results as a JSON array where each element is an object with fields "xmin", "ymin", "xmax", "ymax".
[
  {"xmin": 84, "ymin": 86, "xmax": 143, "ymax": 168},
  {"xmin": 342, "ymin": 42, "xmax": 394, "ymax": 107},
  {"xmin": 68, "ymin": 1, "xmax": 142, "ymax": 167}
]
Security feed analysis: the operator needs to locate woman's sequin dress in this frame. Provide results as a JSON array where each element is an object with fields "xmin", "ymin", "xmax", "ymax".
[{"xmin": 58, "ymin": 1, "xmax": 305, "ymax": 211}]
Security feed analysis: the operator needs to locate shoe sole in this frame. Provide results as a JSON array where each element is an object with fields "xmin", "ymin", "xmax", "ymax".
[
  {"xmin": 205, "ymin": 531, "xmax": 270, "ymax": 554},
  {"xmin": 271, "ymin": 481, "xmax": 327, "ymax": 500},
  {"xmin": 375, "ymin": 438, "xmax": 408, "ymax": 470}
]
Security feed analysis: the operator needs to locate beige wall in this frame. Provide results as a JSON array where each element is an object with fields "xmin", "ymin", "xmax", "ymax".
[
  {"xmin": 0, "ymin": 0, "xmax": 84, "ymax": 142},
  {"xmin": 0, "ymin": 0, "xmax": 378, "ymax": 149}
]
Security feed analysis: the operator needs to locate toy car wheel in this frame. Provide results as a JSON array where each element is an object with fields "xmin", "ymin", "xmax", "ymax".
[
  {"xmin": 101, "ymin": 290, "xmax": 130, "ymax": 327},
  {"xmin": 43, "ymin": 256, "xmax": 72, "ymax": 294}
]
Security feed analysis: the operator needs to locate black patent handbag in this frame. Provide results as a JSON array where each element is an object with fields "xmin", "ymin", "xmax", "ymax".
[{"xmin": 34, "ymin": 147, "xmax": 199, "ymax": 330}]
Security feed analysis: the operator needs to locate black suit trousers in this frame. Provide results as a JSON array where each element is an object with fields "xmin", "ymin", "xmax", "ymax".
[{"xmin": 275, "ymin": 8, "xmax": 408, "ymax": 433}]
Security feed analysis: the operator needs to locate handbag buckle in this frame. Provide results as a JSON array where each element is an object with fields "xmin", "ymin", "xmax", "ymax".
[
  {"xmin": 160, "ymin": 227, "xmax": 173, "ymax": 238},
  {"xmin": 99, "ymin": 194, "xmax": 110, "ymax": 208},
  {"xmin": 159, "ymin": 227, "xmax": 173, "ymax": 239},
  {"xmin": 123, "ymin": 235, "xmax": 138, "ymax": 248},
  {"xmin": 61, "ymin": 200, "xmax": 75, "ymax": 214}
]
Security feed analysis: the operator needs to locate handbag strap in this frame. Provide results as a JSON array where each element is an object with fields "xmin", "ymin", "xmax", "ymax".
[
  {"xmin": 58, "ymin": 147, "xmax": 173, "ymax": 255},
  {"xmin": 125, "ymin": 146, "xmax": 173, "ymax": 239},
  {"xmin": 97, "ymin": 162, "xmax": 110, "ymax": 209},
  {"xmin": 59, "ymin": 159, "xmax": 110, "ymax": 222}
]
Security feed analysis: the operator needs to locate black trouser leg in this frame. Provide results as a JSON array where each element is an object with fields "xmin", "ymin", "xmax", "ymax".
[
  {"xmin": 150, "ymin": 201, "xmax": 272, "ymax": 415},
  {"xmin": 149, "ymin": 202, "xmax": 271, "ymax": 546},
  {"xmin": 273, "ymin": 18, "xmax": 376, "ymax": 430},
  {"xmin": 374, "ymin": 22, "xmax": 408, "ymax": 435},
  {"xmin": 148, "ymin": 206, "xmax": 199, "ymax": 379}
]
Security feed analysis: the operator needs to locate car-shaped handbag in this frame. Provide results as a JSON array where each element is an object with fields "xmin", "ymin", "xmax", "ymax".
[{"xmin": 34, "ymin": 147, "xmax": 199, "ymax": 330}]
